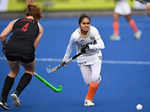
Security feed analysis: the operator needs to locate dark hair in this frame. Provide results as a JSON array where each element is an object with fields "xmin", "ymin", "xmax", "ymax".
[
  {"xmin": 78, "ymin": 14, "xmax": 91, "ymax": 24},
  {"xmin": 26, "ymin": 4, "xmax": 42, "ymax": 22}
]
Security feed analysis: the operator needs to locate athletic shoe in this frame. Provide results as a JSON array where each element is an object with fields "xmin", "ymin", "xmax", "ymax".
[
  {"xmin": 135, "ymin": 30, "xmax": 142, "ymax": 40},
  {"xmin": 84, "ymin": 99, "xmax": 95, "ymax": 107},
  {"xmin": 110, "ymin": 34, "xmax": 120, "ymax": 40},
  {"xmin": 0, "ymin": 101, "xmax": 10, "ymax": 110},
  {"xmin": 11, "ymin": 92, "xmax": 21, "ymax": 107}
]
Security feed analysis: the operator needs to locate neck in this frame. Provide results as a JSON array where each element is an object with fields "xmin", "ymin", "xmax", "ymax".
[
  {"xmin": 80, "ymin": 30, "xmax": 88, "ymax": 38},
  {"xmin": 81, "ymin": 30, "xmax": 88, "ymax": 35}
]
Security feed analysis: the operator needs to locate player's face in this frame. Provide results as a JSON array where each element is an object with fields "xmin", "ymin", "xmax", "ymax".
[{"xmin": 80, "ymin": 18, "xmax": 90, "ymax": 32}]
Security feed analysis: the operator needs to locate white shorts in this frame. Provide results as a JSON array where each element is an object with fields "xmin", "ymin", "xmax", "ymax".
[
  {"xmin": 115, "ymin": 1, "xmax": 131, "ymax": 15},
  {"xmin": 79, "ymin": 59, "xmax": 102, "ymax": 84}
]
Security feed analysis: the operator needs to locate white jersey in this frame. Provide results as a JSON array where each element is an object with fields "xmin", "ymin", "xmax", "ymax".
[
  {"xmin": 63, "ymin": 26, "xmax": 105, "ymax": 65},
  {"xmin": 115, "ymin": 0, "xmax": 131, "ymax": 15}
]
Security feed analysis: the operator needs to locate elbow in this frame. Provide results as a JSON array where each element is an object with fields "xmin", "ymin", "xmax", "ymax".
[
  {"xmin": 0, "ymin": 34, "xmax": 5, "ymax": 41},
  {"xmin": 0, "ymin": 34, "xmax": 2, "ymax": 40},
  {"xmin": 101, "ymin": 45, "xmax": 105, "ymax": 49},
  {"xmin": 97, "ymin": 45, "xmax": 105, "ymax": 49}
]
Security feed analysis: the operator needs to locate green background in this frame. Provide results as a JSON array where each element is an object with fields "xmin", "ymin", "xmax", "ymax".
[
  {"xmin": 8, "ymin": 0, "xmax": 114, "ymax": 11},
  {"xmin": 8, "ymin": 0, "xmax": 134, "ymax": 11}
]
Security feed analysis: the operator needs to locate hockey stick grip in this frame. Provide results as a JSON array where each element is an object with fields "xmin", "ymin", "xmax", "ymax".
[{"xmin": 34, "ymin": 72, "xmax": 62, "ymax": 92}]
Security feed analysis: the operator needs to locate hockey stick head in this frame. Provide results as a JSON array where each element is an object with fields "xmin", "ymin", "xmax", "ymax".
[
  {"xmin": 34, "ymin": 72, "xmax": 63, "ymax": 92},
  {"xmin": 55, "ymin": 85, "xmax": 63, "ymax": 92}
]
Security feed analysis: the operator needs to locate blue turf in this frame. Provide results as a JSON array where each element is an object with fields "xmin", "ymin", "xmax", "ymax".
[{"xmin": 0, "ymin": 15, "xmax": 150, "ymax": 112}]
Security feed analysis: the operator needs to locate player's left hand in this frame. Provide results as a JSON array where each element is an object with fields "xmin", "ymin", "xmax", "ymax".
[
  {"xmin": 2, "ymin": 45, "xmax": 6, "ymax": 54},
  {"xmin": 61, "ymin": 61, "xmax": 67, "ymax": 66},
  {"xmin": 81, "ymin": 44, "xmax": 89, "ymax": 53}
]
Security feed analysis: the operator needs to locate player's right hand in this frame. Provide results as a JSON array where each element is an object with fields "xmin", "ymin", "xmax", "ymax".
[
  {"xmin": 81, "ymin": 44, "xmax": 89, "ymax": 53},
  {"xmin": 2, "ymin": 45, "xmax": 6, "ymax": 54}
]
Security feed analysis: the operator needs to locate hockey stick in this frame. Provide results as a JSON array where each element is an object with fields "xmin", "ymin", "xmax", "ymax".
[
  {"xmin": 34, "ymin": 72, "xmax": 63, "ymax": 92},
  {"xmin": 136, "ymin": 0, "xmax": 145, "ymax": 4},
  {"xmin": 50, "ymin": 52, "xmax": 83, "ymax": 73},
  {"xmin": 135, "ymin": 0, "xmax": 150, "ymax": 4}
]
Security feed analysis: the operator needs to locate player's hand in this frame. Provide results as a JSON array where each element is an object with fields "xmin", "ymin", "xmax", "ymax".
[
  {"xmin": 2, "ymin": 45, "xmax": 6, "ymax": 54},
  {"xmin": 81, "ymin": 44, "xmax": 89, "ymax": 53},
  {"xmin": 61, "ymin": 61, "xmax": 67, "ymax": 66}
]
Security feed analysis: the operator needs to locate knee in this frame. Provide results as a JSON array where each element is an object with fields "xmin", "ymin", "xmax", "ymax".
[
  {"xmin": 92, "ymin": 75, "xmax": 101, "ymax": 82},
  {"xmin": 8, "ymin": 71, "xmax": 19, "ymax": 78},
  {"xmin": 114, "ymin": 18, "xmax": 118, "ymax": 22},
  {"xmin": 125, "ymin": 16, "xmax": 132, "ymax": 22},
  {"xmin": 113, "ymin": 13, "xmax": 119, "ymax": 21},
  {"xmin": 89, "ymin": 81, "xmax": 100, "ymax": 88},
  {"xmin": 25, "ymin": 71, "xmax": 34, "ymax": 75}
]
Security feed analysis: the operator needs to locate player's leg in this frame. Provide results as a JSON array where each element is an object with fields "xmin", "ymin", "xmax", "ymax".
[
  {"xmin": 125, "ymin": 14, "xmax": 138, "ymax": 33},
  {"xmin": 111, "ymin": 13, "xmax": 120, "ymax": 39},
  {"xmin": 11, "ymin": 56, "xmax": 35, "ymax": 107},
  {"xmin": 110, "ymin": 2, "xmax": 121, "ymax": 40},
  {"xmin": 125, "ymin": 14, "xmax": 142, "ymax": 39},
  {"xmin": 79, "ymin": 64, "xmax": 95, "ymax": 106},
  {"xmin": 84, "ymin": 60, "xmax": 101, "ymax": 106},
  {"xmin": 79, "ymin": 64, "xmax": 91, "ymax": 85},
  {"xmin": 0, "ymin": 60, "xmax": 20, "ymax": 110},
  {"xmin": 16, "ymin": 60, "xmax": 35, "ymax": 95}
]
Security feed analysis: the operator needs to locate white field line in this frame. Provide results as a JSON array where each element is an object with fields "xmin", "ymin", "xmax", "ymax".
[{"xmin": 0, "ymin": 56, "xmax": 150, "ymax": 65}]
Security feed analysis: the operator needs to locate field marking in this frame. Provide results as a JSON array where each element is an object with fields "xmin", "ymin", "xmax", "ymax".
[{"xmin": 1, "ymin": 56, "xmax": 150, "ymax": 65}]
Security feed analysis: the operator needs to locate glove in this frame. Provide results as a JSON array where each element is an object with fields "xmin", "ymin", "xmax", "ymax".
[{"xmin": 81, "ymin": 44, "xmax": 89, "ymax": 53}]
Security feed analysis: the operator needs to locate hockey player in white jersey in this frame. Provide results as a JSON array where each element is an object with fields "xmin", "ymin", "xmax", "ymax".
[{"xmin": 62, "ymin": 14, "xmax": 105, "ymax": 106}]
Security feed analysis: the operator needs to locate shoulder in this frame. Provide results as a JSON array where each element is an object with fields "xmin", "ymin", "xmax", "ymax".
[
  {"xmin": 10, "ymin": 18, "xmax": 27, "ymax": 26},
  {"xmin": 90, "ymin": 26, "xmax": 100, "ymax": 34},
  {"xmin": 7, "ymin": 19, "xmax": 19, "ymax": 27},
  {"xmin": 10, "ymin": 19, "xmax": 19, "ymax": 24},
  {"xmin": 71, "ymin": 27, "xmax": 80, "ymax": 39},
  {"xmin": 90, "ymin": 26, "xmax": 98, "ymax": 31}
]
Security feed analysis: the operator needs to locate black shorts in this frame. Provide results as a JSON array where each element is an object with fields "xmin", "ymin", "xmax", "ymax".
[{"xmin": 6, "ymin": 54, "xmax": 35, "ymax": 63}]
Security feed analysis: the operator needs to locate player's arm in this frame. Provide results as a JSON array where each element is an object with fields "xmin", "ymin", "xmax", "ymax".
[
  {"xmin": 62, "ymin": 35, "xmax": 75, "ymax": 62},
  {"xmin": 0, "ymin": 19, "xmax": 17, "ymax": 47},
  {"xmin": 34, "ymin": 23, "xmax": 43, "ymax": 49},
  {"xmin": 88, "ymin": 29, "xmax": 105, "ymax": 50}
]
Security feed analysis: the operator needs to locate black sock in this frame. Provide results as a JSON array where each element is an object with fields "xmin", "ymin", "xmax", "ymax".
[
  {"xmin": 16, "ymin": 73, "xmax": 32, "ymax": 96},
  {"xmin": 1, "ymin": 76, "xmax": 15, "ymax": 102}
]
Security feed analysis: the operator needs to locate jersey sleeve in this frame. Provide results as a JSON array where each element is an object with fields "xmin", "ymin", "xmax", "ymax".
[
  {"xmin": 89, "ymin": 27, "xmax": 105, "ymax": 50},
  {"xmin": 63, "ymin": 34, "xmax": 75, "ymax": 61}
]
